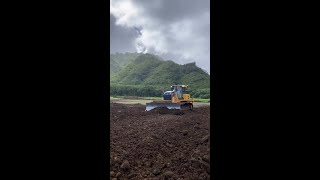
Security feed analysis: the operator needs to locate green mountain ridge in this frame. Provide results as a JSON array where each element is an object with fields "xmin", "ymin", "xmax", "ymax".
[
  {"xmin": 110, "ymin": 52, "xmax": 210, "ymax": 98},
  {"xmin": 110, "ymin": 52, "xmax": 143, "ymax": 74}
]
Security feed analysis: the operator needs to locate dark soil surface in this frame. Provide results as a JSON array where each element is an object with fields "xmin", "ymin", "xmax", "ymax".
[{"xmin": 110, "ymin": 103, "xmax": 210, "ymax": 180}]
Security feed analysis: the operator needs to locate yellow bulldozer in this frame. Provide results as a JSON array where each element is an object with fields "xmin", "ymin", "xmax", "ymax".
[{"xmin": 146, "ymin": 85, "xmax": 194, "ymax": 111}]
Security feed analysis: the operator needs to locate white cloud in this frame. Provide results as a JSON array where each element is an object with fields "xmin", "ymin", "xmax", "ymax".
[{"xmin": 110, "ymin": 0, "xmax": 210, "ymax": 73}]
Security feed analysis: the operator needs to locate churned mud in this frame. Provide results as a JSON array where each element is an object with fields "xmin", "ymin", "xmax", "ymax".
[{"xmin": 110, "ymin": 103, "xmax": 210, "ymax": 180}]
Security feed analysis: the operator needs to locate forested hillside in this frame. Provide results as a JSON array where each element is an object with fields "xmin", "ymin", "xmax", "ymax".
[
  {"xmin": 110, "ymin": 52, "xmax": 142, "ymax": 74},
  {"xmin": 110, "ymin": 53, "xmax": 210, "ymax": 98}
]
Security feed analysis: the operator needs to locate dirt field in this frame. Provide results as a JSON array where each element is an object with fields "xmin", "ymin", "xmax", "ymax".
[
  {"xmin": 110, "ymin": 97, "xmax": 210, "ymax": 107},
  {"xmin": 110, "ymin": 103, "xmax": 210, "ymax": 180}
]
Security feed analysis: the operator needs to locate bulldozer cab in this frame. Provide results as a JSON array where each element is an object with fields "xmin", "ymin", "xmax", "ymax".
[
  {"xmin": 177, "ymin": 86, "xmax": 183, "ymax": 99},
  {"xmin": 181, "ymin": 86, "xmax": 188, "ymax": 94},
  {"xmin": 171, "ymin": 85, "xmax": 189, "ymax": 100}
]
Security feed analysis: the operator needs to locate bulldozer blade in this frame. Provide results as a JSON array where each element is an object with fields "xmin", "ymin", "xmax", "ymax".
[{"xmin": 145, "ymin": 103, "xmax": 181, "ymax": 111}]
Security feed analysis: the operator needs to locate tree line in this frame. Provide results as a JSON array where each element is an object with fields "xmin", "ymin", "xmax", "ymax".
[{"xmin": 110, "ymin": 84, "xmax": 210, "ymax": 99}]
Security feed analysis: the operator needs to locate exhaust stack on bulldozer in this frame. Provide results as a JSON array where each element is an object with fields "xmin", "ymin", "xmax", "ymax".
[{"xmin": 146, "ymin": 85, "xmax": 194, "ymax": 111}]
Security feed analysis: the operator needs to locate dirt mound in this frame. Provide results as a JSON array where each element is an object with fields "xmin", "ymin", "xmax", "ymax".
[
  {"xmin": 110, "ymin": 103, "xmax": 210, "ymax": 179},
  {"xmin": 149, "ymin": 107, "xmax": 186, "ymax": 115}
]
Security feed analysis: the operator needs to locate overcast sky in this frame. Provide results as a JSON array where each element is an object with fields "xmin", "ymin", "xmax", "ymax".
[{"xmin": 110, "ymin": 0, "xmax": 210, "ymax": 73}]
